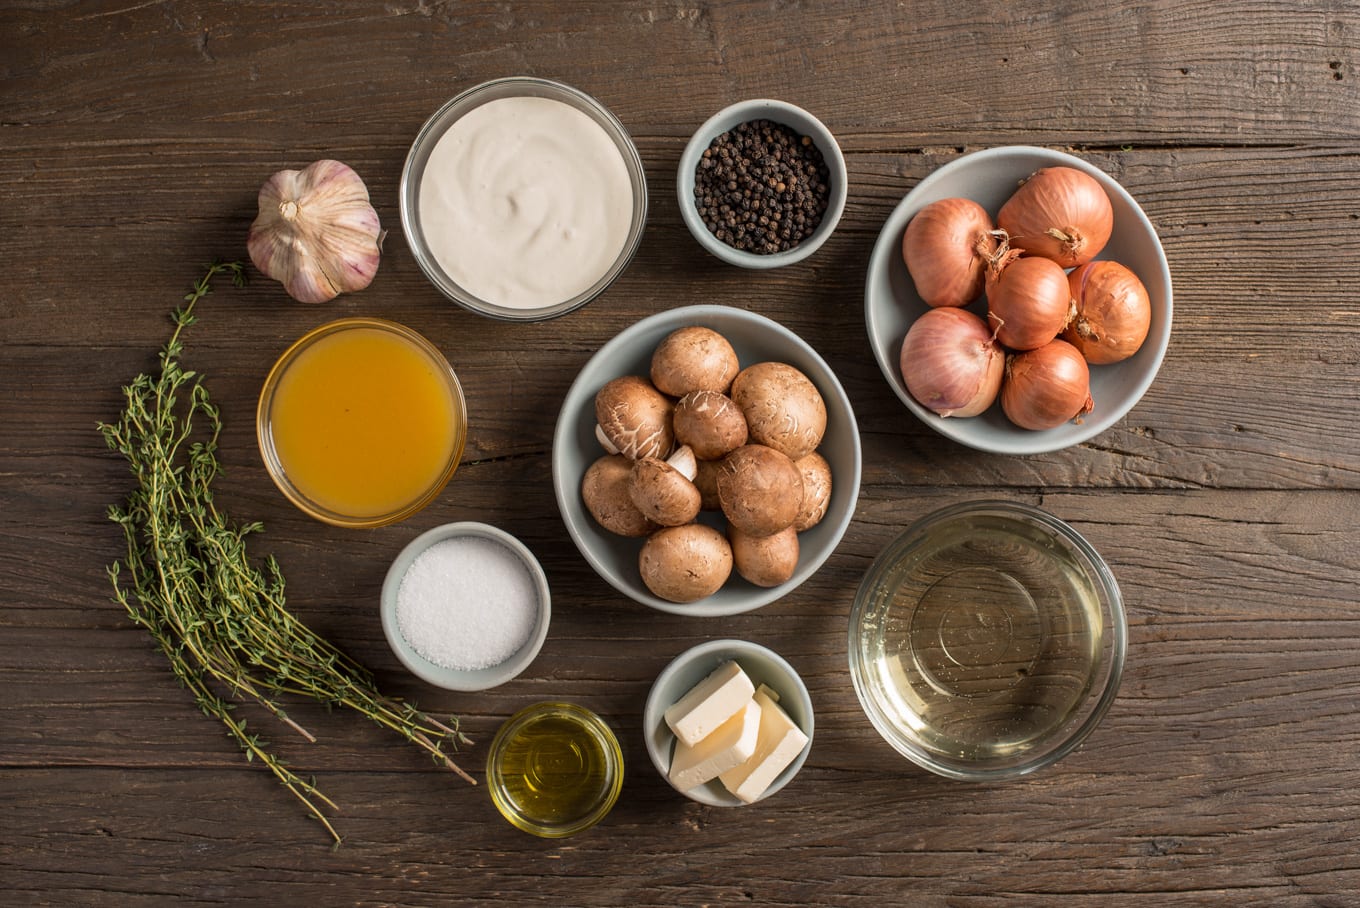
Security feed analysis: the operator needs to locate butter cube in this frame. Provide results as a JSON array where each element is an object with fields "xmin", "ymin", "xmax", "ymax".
[
  {"xmin": 668, "ymin": 698, "xmax": 761, "ymax": 791},
  {"xmin": 663, "ymin": 660, "xmax": 755, "ymax": 747},
  {"xmin": 719, "ymin": 685, "xmax": 809, "ymax": 804}
]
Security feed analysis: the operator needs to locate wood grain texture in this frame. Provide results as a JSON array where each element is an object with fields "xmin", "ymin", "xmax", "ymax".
[{"xmin": 3, "ymin": 1, "xmax": 1360, "ymax": 905}]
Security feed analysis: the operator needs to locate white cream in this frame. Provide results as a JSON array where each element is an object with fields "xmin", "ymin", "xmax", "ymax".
[{"xmin": 418, "ymin": 95, "xmax": 634, "ymax": 310}]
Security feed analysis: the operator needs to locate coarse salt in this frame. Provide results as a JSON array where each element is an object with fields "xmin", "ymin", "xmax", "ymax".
[{"xmin": 396, "ymin": 536, "xmax": 539, "ymax": 672}]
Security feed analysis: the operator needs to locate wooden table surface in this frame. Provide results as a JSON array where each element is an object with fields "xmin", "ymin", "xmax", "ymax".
[{"xmin": 5, "ymin": 2, "xmax": 1359, "ymax": 905}]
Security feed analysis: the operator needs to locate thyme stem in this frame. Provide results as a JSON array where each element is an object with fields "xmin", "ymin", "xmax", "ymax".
[{"xmin": 98, "ymin": 263, "xmax": 472, "ymax": 845}]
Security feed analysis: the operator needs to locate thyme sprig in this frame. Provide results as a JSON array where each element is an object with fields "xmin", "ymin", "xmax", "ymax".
[{"xmin": 98, "ymin": 263, "xmax": 472, "ymax": 845}]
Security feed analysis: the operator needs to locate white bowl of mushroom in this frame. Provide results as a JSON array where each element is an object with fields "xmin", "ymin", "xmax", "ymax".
[{"xmin": 551, "ymin": 306, "xmax": 862, "ymax": 616}]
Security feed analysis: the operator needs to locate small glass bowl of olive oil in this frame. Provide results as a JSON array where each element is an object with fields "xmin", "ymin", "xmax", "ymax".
[
  {"xmin": 848, "ymin": 500, "xmax": 1126, "ymax": 780},
  {"xmin": 486, "ymin": 702, "xmax": 624, "ymax": 838}
]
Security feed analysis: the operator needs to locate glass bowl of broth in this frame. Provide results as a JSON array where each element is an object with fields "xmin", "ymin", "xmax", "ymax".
[
  {"xmin": 257, "ymin": 318, "xmax": 467, "ymax": 528},
  {"xmin": 848, "ymin": 500, "xmax": 1126, "ymax": 780}
]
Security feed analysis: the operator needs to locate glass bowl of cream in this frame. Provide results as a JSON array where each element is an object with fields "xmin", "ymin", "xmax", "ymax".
[{"xmin": 400, "ymin": 77, "xmax": 648, "ymax": 321}]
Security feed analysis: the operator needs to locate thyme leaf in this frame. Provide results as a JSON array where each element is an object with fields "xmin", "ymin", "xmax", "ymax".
[{"xmin": 98, "ymin": 263, "xmax": 472, "ymax": 846}]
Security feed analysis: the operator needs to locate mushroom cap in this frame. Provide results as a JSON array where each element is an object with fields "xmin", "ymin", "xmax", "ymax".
[
  {"xmin": 673, "ymin": 390, "xmax": 749, "ymax": 461},
  {"xmin": 582, "ymin": 454, "xmax": 659, "ymax": 537},
  {"xmin": 730, "ymin": 362, "xmax": 827, "ymax": 461},
  {"xmin": 791, "ymin": 451, "xmax": 833, "ymax": 532},
  {"xmin": 629, "ymin": 456, "xmax": 702, "ymax": 527},
  {"xmin": 650, "ymin": 326, "xmax": 741, "ymax": 397},
  {"xmin": 595, "ymin": 375, "xmax": 674, "ymax": 460},
  {"xmin": 717, "ymin": 444, "xmax": 804, "ymax": 537},
  {"xmin": 730, "ymin": 525, "xmax": 800, "ymax": 588},
  {"xmin": 639, "ymin": 524, "xmax": 733, "ymax": 603}
]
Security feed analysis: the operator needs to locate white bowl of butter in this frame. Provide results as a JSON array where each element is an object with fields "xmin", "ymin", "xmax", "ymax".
[
  {"xmin": 643, "ymin": 639, "xmax": 813, "ymax": 807},
  {"xmin": 400, "ymin": 77, "xmax": 648, "ymax": 321}
]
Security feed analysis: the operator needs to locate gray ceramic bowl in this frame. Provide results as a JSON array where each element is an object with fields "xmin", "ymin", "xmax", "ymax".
[
  {"xmin": 551, "ymin": 305, "xmax": 862, "ymax": 616},
  {"xmin": 677, "ymin": 99, "xmax": 847, "ymax": 269},
  {"xmin": 380, "ymin": 522, "xmax": 550, "ymax": 691},
  {"xmin": 864, "ymin": 146, "xmax": 1173, "ymax": 454},
  {"xmin": 399, "ymin": 76, "xmax": 648, "ymax": 321},
  {"xmin": 643, "ymin": 639, "xmax": 814, "ymax": 807}
]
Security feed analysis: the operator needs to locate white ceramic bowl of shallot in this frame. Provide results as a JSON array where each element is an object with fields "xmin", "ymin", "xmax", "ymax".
[{"xmin": 864, "ymin": 146, "xmax": 1172, "ymax": 455}]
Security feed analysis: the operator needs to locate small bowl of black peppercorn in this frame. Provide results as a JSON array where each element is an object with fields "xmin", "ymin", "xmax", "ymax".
[{"xmin": 678, "ymin": 99, "xmax": 847, "ymax": 269}]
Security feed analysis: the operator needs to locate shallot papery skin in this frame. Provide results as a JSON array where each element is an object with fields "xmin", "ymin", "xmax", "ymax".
[
  {"xmin": 996, "ymin": 166, "xmax": 1113, "ymax": 269},
  {"xmin": 1063, "ymin": 260, "xmax": 1152, "ymax": 364},
  {"xmin": 1001, "ymin": 339, "xmax": 1094, "ymax": 431},
  {"xmin": 247, "ymin": 159, "xmax": 382, "ymax": 304},
  {"xmin": 900, "ymin": 307, "xmax": 1005, "ymax": 418},
  {"xmin": 985, "ymin": 252, "xmax": 1073, "ymax": 351},
  {"xmin": 902, "ymin": 198, "xmax": 998, "ymax": 308}
]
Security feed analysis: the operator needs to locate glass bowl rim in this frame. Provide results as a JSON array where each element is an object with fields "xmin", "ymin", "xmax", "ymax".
[
  {"xmin": 485, "ymin": 701, "xmax": 625, "ymax": 837},
  {"xmin": 847, "ymin": 498, "xmax": 1127, "ymax": 781},
  {"xmin": 256, "ymin": 316, "xmax": 467, "ymax": 528},
  {"xmin": 398, "ymin": 76, "xmax": 649, "ymax": 322}
]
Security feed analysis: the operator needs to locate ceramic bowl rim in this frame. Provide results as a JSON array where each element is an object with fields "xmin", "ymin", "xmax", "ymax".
[
  {"xmin": 676, "ymin": 98, "xmax": 848, "ymax": 269},
  {"xmin": 379, "ymin": 521, "xmax": 551, "ymax": 691},
  {"xmin": 863, "ymin": 145, "xmax": 1173, "ymax": 454},
  {"xmin": 642, "ymin": 638, "xmax": 814, "ymax": 806},
  {"xmin": 550, "ymin": 304, "xmax": 862, "ymax": 616}
]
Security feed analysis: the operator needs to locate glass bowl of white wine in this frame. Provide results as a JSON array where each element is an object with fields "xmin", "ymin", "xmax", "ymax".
[{"xmin": 848, "ymin": 500, "xmax": 1126, "ymax": 780}]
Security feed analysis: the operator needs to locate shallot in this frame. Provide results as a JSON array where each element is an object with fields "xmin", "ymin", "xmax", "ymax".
[
  {"xmin": 985, "ymin": 250, "xmax": 1073, "ymax": 351},
  {"xmin": 902, "ymin": 198, "xmax": 999, "ymax": 308},
  {"xmin": 1000, "ymin": 339, "xmax": 1094, "ymax": 430},
  {"xmin": 899, "ymin": 307, "xmax": 1005, "ymax": 418},
  {"xmin": 996, "ymin": 166, "xmax": 1113, "ymax": 268},
  {"xmin": 1063, "ymin": 260, "xmax": 1152, "ymax": 364}
]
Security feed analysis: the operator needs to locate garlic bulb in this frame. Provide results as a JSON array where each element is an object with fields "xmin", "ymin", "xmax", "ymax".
[{"xmin": 247, "ymin": 159, "xmax": 382, "ymax": 304}]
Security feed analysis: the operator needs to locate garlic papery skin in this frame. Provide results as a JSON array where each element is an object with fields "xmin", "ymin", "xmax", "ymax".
[{"xmin": 247, "ymin": 159, "xmax": 382, "ymax": 304}]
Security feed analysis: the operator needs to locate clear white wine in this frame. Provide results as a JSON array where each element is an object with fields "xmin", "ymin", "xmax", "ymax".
[{"xmin": 858, "ymin": 512, "xmax": 1104, "ymax": 762}]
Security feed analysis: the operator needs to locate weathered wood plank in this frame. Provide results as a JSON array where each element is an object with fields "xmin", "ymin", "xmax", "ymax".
[
  {"xmin": 5, "ymin": 0, "xmax": 1360, "ymax": 904},
  {"xmin": 5, "ymin": 0, "xmax": 1360, "ymax": 145},
  {"xmin": 5, "ymin": 491, "xmax": 1358, "ymax": 794}
]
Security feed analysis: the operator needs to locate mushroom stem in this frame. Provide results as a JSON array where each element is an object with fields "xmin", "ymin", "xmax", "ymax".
[
  {"xmin": 595, "ymin": 423, "xmax": 621, "ymax": 455},
  {"xmin": 666, "ymin": 445, "xmax": 698, "ymax": 481}
]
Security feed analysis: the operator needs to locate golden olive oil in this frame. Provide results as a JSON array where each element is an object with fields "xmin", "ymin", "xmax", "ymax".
[{"xmin": 487, "ymin": 703, "xmax": 623, "ymax": 837}]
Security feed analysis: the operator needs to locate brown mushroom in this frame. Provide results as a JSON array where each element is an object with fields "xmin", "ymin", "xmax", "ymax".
[
  {"xmin": 716, "ymin": 444, "xmax": 803, "ymax": 537},
  {"xmin": 791, "ymin": 451, "xmax": 833, "ymax": 532},
  {"xmin": 650, "ymin": 326, "xmax": 741, "ymax": 397},
  {"xmin": 581, "ymin": 454, "xmax": 659, "ymax": 537},
  {"xmin": 595, "ymin": 375, "xmax": 674, "ymax": 460},
  {"xmin": 693, "ymin": 456, "xmax": 723, "ymax": 511},
  {"xmin": 639, "ymin": 524, "xmax": 733, "ymax": 603},
  {"xmin": 730, "ymin": 525, "xmax": 799, "ymax": 588},
  {"xmin": 730, "ymin": 362, "xmax": 827, "ymax": 461},
  {"xmin": 628, "ymin": 446, "xmax": 701, "ymax": 527},
  {"xmin": 673, "ymin": 390, "xmax": 748, "ymax": 460}
]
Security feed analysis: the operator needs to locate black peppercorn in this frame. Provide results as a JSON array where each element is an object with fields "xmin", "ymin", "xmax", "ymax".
[{"xmin": 691, "ymin": 118, "xmax": 832, "ymax": 255}]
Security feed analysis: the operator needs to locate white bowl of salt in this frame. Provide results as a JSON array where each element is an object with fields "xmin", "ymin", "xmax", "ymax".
[{"xmin": 381, "ymin": 522, "xmax": 551, "ymax": 692}]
